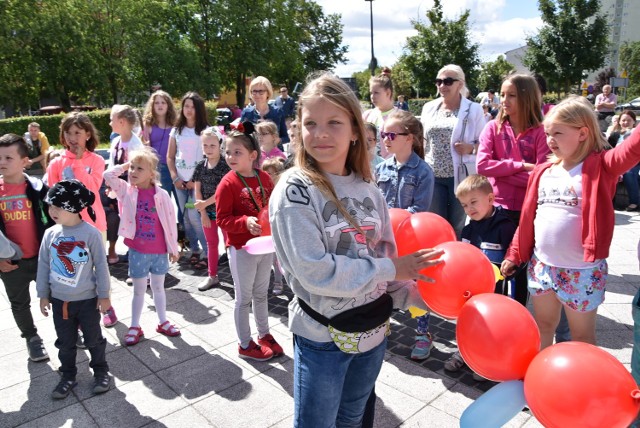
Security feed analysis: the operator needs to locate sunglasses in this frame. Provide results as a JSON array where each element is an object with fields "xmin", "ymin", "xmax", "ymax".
[
  {"xmin": 435, "ymin": 77, "xmax": 459, "ymax": 86},
  {"xmin": 251, "ymin": 89, "xmax": 267, "ymax": 95},
  {"xmin": 380, "ymin": 131, "xmax": 409, "ymax": 141}
]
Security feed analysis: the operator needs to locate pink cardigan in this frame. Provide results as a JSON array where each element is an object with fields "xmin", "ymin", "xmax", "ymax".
[
  {"xmin": 507, "ymin": 125, "xmax": 640, "ymax": 265},
  {"xmin": 46, "ymin": 150, "xmax": 107, "ymax": 231},
  {"xmin": 477, "ymin": 121, "xmax": 549, "ymax": 211},
  {"xmin": 103, "ymin": 165, "xmax": 179, "ymax": 256}
]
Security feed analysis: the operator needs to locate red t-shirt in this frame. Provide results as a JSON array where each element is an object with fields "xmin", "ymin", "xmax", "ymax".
[
  {"xmin": 124, "ymin": 188, "xmax": 167, "ymax": 254},
  {"xmin": 0, "ymin": 181, "xmax": 39, "ymax": 258},
  {"xmin": 215, "ymin": 170, "xmax": 273, "ymax": 249}
]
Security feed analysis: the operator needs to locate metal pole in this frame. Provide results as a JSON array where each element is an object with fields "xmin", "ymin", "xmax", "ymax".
[{"xmin": 368, "ymin": 0, "xmax": 375, "ymax": 76}]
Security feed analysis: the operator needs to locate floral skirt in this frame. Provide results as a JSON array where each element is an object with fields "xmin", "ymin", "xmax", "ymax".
[{"xmin": 527, "ymin": 254, "xmax": 607, "ymax": 312}]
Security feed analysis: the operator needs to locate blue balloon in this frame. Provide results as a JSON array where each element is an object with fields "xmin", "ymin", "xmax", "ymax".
[{"xmin": 460, "ymin": 381, "xmax": 527, "ymax": 428}]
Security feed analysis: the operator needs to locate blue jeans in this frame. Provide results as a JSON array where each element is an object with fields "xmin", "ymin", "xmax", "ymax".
[
  {"xmin": 174, "ymin": 187, "xmax": 207, "ymax": 255},
  {"xmin": 293, "ymin": 334, "xmax": 386, "ymax": 428},
  {"xmin": 623, "ymin": 164, "xmax": 640, "ymax": 206},
  {"xmin": 632, "ymin": 288, "xmax": 640, "ymax": 385},
  {"xmin": 428, "ymin": 177, "xmax": 466, "ymax": 238}
]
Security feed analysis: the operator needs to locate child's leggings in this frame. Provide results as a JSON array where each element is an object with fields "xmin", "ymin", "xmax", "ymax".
[
  {"xmin": 228, "ymin": 246, "xmax": 272, "ymax": 348},
  {"xmin": 131, "ymin": 274, "xmax": 167, "ymax": 327},
  {"xmin": 203, "ymin": 221, "xmax": 219, "ymax": 278}
]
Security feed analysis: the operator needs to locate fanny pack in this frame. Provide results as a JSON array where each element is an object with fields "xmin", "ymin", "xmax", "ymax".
[{"xmin": 297, "ymin": 294, "xmax": 393, "ymax": 354}]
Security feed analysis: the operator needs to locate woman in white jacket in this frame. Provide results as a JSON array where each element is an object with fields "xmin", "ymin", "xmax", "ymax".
[{"xmin": 420, "ymin": 64, "xmax": 486, "ymax": 237}]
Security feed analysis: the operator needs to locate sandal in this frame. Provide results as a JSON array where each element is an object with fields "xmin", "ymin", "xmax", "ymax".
[
  {"xmin": 189, "ymin": 253, "xmax": 201, "ymax": 266},
  {"xmin": 124, "ymin": 326, "xmax": 144, "ymax": 346},
  {"xmin": 156, "ymin": 321, "xmax": 181, "ymax": 337},
  {"xmin": 194, "ymin": 259, "xmax": 208, "ymax": 270}
]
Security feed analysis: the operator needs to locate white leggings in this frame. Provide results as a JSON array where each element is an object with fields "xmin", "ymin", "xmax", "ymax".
[
  {"xmin": 131, "ymin": 274, "xmax": 167, "ymax": 328},
  {"xmin": 228, "ymin": 246, "xmax": 272, "ymax": 348}
]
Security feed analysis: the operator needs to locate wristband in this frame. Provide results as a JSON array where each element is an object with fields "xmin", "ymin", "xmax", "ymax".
[{"xmin": 172, "ymin": 177, "xmax": 180, "ymax": 184}]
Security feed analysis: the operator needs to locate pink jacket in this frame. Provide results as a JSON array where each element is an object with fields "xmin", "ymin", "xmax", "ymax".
[
  {"xmin": 46, "ymin": 150, "xmax": 107, "ymax": 231},
  {"xmin": 507, "ymin": 125, "xmax": 640, "ymax": 265},
  {"xmin": 477, "ymin": 121, "xmax": 549, "ymax": 211},
  {"xmin": 103, "ymin": 165, "xmax": 179, "ymax": 256}
]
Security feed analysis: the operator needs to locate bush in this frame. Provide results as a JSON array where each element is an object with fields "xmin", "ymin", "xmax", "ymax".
[
  {"xmin": 1, "ymin": 100, "xmax": 218, "ymax": 147},
  {"xmin": 0, "ymin": 110, "xmax": 113, "ymax": 147},
  {"xmin": 205, "ymin": 100, "xmax": 218, "ymax": 125},
  {"xmin": 408, "ymin": 98, "xmax": 432, "ymax": 117}
]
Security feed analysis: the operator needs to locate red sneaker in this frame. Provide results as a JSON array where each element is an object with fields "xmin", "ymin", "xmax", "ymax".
[
  {"xmin": 258, "ymin": 334, "xmax": 284, "ymax": 357},
  {"xmin": 238, "ymin": 340, "xmax": 273, "ymax": 361}
]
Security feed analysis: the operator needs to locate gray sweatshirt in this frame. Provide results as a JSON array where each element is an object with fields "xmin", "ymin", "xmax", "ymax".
[
  {"xmin": 36, "ymin": 221, "xmax": 110, "ymax": 301},
  {"xmin": 270, "ymin": 168, "xmax": 426, "ymax": 342}
]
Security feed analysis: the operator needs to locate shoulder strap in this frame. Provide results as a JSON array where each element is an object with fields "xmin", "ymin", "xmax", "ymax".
[{"xmin": 297, "ymin": 298, "xmax": 330, "ymax": 326}]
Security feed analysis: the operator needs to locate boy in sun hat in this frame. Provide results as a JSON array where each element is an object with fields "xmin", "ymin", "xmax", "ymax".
[{"xmin": 36, "ymin": 180, "xmax": 112, "ymax": 399}]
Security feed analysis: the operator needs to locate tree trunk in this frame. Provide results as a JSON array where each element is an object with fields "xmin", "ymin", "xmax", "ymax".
[
  {"xmin": 58, "ymin": 85, "xmax": 72, "ymax": 112},
  {"xmin": 236, "ymin": 72, "xmax": 246, "ymax": 107}
]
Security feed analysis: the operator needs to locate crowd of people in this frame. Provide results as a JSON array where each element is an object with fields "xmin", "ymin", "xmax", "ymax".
[{"xmin": 2, "ymin": 68, "xmax": 640, "ymax": 426}]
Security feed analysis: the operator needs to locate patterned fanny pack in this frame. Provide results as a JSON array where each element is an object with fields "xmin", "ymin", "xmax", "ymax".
[{"xmin": 297, "ymin": 294, "xmax": 392, "ymax": 354}]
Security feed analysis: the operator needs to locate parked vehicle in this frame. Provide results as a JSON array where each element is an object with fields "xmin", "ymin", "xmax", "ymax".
[{"xmin": 615, "ymin": 97, "xmax": 640, "ymax": 116}]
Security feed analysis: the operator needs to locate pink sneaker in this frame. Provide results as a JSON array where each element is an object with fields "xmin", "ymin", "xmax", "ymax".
[{"xmin": 102, "ymin": 307, "xmax": 118, "ymax": 327}]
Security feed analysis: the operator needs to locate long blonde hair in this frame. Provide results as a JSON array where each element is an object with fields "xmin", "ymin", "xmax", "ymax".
[
  {"xmin": 544, "ymin": 95, "xmax": 608, "ymax": 165},
  {"xmin": 295, "ymin": 72, "xmax": 372, "ymax": 231}
]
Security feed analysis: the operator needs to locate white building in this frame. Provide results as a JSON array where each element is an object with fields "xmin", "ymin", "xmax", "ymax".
[
  {"xmin": 504, "ymin": 0, "xmax": 640, "ymax": 84},
  {"xmin": 587, "ymin": 0, "xmax": 640, "ymax": 81}
]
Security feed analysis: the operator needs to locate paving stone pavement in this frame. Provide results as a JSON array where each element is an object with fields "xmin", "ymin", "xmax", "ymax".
[{"xmin": 1, "ymin": 211, "xmax": 638, "ymax": 427}]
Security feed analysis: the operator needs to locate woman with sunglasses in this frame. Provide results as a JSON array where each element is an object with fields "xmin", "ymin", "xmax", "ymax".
[
  {"xmin": 420, "ymin": 64, "xmax": 485, "ymax": 238},
  {"xmin": 240, "ymin": 76, "xmax": 289, "ymax": 145}
]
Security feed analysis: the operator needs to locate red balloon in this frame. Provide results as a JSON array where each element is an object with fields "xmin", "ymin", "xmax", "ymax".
[
  {"xmin": 394, "ymin": 212, "xmax": 456, "ymax": 256},
  {"xmin": 457, "ymin": 294, "xmax": 540, "ymax": 381},
  {"xmin": 524, "ymin": 342, "xmax": 640, "ymax": 428},
  {"xmin": 394, "ymin": 217, "xmax": 420, "ymax": 256},
  {"xmin": 418, "ymin": 241, "xmax": 495, "ymax": 319},
  {"xmin": 388, "ymin": 208, "xmax": 411, "ymax": 235},
  {"xmin": 258, "ymin": 206, "xmax": 271, "ymax": 236}
]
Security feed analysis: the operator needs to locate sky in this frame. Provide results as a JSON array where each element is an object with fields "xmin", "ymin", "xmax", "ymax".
[{"xmin": 318, "ymin": 0, "xmax": 543, "ymax": 77}]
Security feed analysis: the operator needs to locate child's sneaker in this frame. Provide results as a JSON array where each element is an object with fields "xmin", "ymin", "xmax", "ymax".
[
  {"xmin": 444, "ymin": 351, "xmax": 466, "ymax": 372},
  {"xmin": 198, "ymin": 276, "xmax": 220, "ymax": 291},
  {"xmin": 272, "ymin": 282, "xmax": 284, "ymax": 296},
  {"xmin": 258, "ymin": 334, "xmax": 284, "ymax": 357},
  {"xmin": 410, "ymin": 333, "xmax": 433, "ymax": 360},
  {"xmin": 102, "ymin": 307, "xmax": 117, "ymax": 327},
  {"xmin": 238, "ymin": 340, "xmax": 273, "ymax": 361},
  {"xmin": 93, "ymin": 373, "xmax": 111, "ymax": 394},
  {"xmin": 26, "ymin": 335, "xmax": 49, "ymax": 362},
  {"xmin": 51, "ymin": 379, "xmax": 77, "ymax": 399}
]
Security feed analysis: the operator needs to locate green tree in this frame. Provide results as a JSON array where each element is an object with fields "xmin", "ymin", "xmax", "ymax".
[
  {"xmin": 523, "ymin": 0, "xmax": 608, "ymax": 95},
  {"xmin": 398, "ymin": 0, "xmax": 480, "ymax": 98},
  {"xmin": 620, "ymin": 41, "xmax": 640, "ymax": 99},
  {"xmin": 477, "ymin": 55, "xmax": 515, "ymax": 93}
]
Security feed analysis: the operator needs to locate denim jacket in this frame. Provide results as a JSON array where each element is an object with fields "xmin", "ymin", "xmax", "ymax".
[
  {"xmin": 375, "ymin": 152, "xmax": 435, "ymax": 213},
  {"xmin": 240, "ymin": 104, "xmax": 290, "ymax": 143}
]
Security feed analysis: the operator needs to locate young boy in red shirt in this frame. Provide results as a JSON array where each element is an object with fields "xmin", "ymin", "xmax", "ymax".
[{"xmin": 0, "ymin": 133, "xmax": 52, "ymax": 361}]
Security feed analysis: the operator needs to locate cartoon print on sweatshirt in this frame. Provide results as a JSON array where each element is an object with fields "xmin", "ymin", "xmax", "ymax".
[
  {"xmin": 51, "ymin": 236, "xmax": 89, "ymax": 287},
  {"xmin": 538, "ymin": 185, "xmax": 578, "ymax": 206},
  {"xmin": 322, "ymin": 196, "xmax": 380, "ymax": 258}
]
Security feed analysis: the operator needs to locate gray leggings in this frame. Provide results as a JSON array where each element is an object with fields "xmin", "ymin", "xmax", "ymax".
[{"xmin": 228, "ymin": 246, "xmax": 273, "ymax": 348}]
